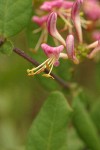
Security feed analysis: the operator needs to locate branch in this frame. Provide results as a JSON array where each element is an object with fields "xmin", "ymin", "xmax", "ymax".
[{"xmin": 0, "ymin": 39, "xmax": 71, "ymax": 89}]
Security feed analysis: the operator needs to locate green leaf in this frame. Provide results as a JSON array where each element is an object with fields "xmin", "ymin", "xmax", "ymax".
[
  {"xmin": 0, "ymin": 40, "xmax": 13, "ymax": 55},
  {"xmin": 26, "ymin": 91, "xmax": 72, "ymax": 150},
  {"xmin": 0, "ymin": 0, "xmax": 32, "ymax": 37},
  {"xmin": 72, "ymin": 97, "xmax": 100, "ymax": 150},
  {"xmin": 67, "ymin": 128, "xmax": 84, "ymax": 150},
  {"xmin": 90, "ymin": 99, "xmax": 100, "ymax": 132}
]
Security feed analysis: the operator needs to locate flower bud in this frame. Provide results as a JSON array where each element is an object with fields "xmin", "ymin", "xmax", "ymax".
[
  {"xmin": 66, "ymin": 34, "xmax": 79, "ymax": 64},
  {"xmin": 47, "ymin": 12, "xmax": 66, "ymax": 46},
  {"xmin": 71, "ymin": 0, "xmax": 83, "ymax": 43}
]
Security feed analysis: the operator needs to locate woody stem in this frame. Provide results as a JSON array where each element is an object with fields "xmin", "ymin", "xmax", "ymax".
[{"xmin": 0, "ymin": 39, "xmax": 71, "ymax": 89}]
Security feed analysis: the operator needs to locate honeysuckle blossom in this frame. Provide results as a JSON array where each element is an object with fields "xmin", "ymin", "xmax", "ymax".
[
  {"xmin": 71, "ymin": 0, "xmax": 83, "ymax": 43},
  {"xmin": 32, "ymin": 0, "xmax": 73, "ymax": 51},
  {"xmin": 28, "ymin": 0, "xmax": 100, "ymax": 79},
  {"xmin": 27, "ymin": 43, "xmax": 68, "ymax": 79},
  {"xmin": 47, "ymin": 12, "xmax": 79, "ymax": 64}
]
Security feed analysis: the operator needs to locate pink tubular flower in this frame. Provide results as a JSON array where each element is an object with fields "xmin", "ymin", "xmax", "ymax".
[
  {"xmin": 41, "ymin": 43, "xmax": 64, "ymax": 66},
  {"xmin": 71, "ymin": 0, "xmax": 83, "ymax": 43},
  {"xmin": 83, "ymin": 0, "xmax": 100, "ymax": 21},
  {"xmin": 27, "ymin": 43, "xmax": 67, "ymax": 79},
  {"xmin": 47, "ymin": 12, "xmax": 66, "ymax": 46},
  {"xmin": 66, "ymin": 35, "xmax": 79, "ymax": 64},
  {"xmin": 88, "ymin": 40, "xmax": 100, "ymax": 59},
  {"xmin": 32, "ymin": 15, "xmax": 48, "ymax": 26}
]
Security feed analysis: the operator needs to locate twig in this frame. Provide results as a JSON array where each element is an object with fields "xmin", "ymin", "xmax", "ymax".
[{"xmin": 0, "ymin": 39, "xmax": 71, "ymax": 89}]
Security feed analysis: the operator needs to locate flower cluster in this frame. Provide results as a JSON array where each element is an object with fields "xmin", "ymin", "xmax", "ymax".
[
  {"xmin": 27, "ymin": 0, "xmax": 100, "ymax": 79},
  {"xmin": 32, "ymin": 0, "xmax": 73, "ymax": 51}
]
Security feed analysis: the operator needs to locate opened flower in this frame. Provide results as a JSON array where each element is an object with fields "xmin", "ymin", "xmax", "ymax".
[{"xmin": 27, "ymin": 44, "xmax": 68, "ymax": 79}]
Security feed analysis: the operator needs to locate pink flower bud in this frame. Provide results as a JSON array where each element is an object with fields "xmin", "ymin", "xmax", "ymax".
[
  {"xmin": 47, "ymin": 12, "xmax": 66, "ymax": 46},
  {"xmin": 71, "ymin": 0, "xmax": 83, "ymax": 43},
  {"xmin": 66, "ymin": 35, "xmax": 75, "ymax": 58},
  {"xmin": 32, "ymin": 15, "xmax": 48, "ymax": 26},
  {"xmin": 66, "ymin": 34, "xmax": 79, "ymax": 64}
]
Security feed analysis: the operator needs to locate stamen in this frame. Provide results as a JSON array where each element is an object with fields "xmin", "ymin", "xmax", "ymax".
[
  {"xmin": 27, "ymin": 57, "xmax": 55, "ymax": 78},
  {"xmin": 58, "ymin": 13, "xmax": 72, "ymax": 28},
  {"xmin": 27, "ymin": 58, "xmax": 51, "ymax": 75},
  {"xmin": 81, "ymin": 18, "xmax": 92, "ymax": 29},
  {"xmin": 42, "ymin": 57, "xmax": 55, "ymax": 79},
  {"xmin": 34, "ymin": 29, "xmax": 46, "ymax": 52},
  {"xmin": 33, "ymin": 65, "xmax": 46, "ymax": 75},
  {"xmin": 42, "ymin": 74, "xmax": 54, "ymax": 79},
  {"xmin": 32, "ymin": 27, "xmax": 42, "ymax": 34}
]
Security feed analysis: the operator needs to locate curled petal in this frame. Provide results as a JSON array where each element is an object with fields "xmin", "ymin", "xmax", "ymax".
[
  {"xmin": 88, "ymin": 40, "xmax": 100, "ymax": 59},
  {"xmin": 71, "ymin": 0, "xmax": 83, "ymax": 43},
  {"xmin": 62, "ymin": 1, "xmax": 73, "ymax": 9},
  {"xmin": 41, "ymin": 43, "xmax": 64, "ymax": 58},
  {"xmin": 40, "ymin": 0, "xmax": 63, "ymax": 11},
  {"xmin": 47, "ymin": 12, "xmax": 66, "ymax": 46},
  {"xmin": 66, "ymin": 35, "xmax": 79, "ymax": 64},
  {"xmin": 32, "ymin": 15, "xmax": 48, "ymax": 26},
  {"xmin": 40, "ymin": 2, "xmax": 52, "ymax": 11}
]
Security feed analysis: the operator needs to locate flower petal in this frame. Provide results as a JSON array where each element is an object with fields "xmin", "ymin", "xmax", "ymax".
[
  {"xmin": 41, "ymin": 43, "xmax": 64, "ymax": 58},
  {"xmin": 32, "ymin": 15, "xmax": 48, "ymax": 26}
]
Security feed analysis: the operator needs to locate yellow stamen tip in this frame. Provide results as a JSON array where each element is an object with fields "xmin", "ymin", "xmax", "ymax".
[
  {"xmin": 27, "ymin": 69, "xmax": 34, "ymax": 76},
  {"xmin": 42, "ymin": 74, "xmax": 54, "ymax": 79},
  {"xmin": 27, "ymin": 69, "xmax": 30, "ymax": 73}
]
